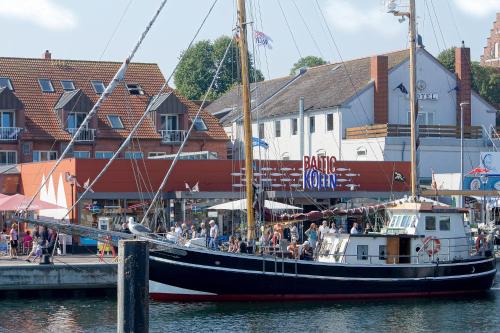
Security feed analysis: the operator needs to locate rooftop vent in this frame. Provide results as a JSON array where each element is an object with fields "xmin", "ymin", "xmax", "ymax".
[{"xmin": 43, "ymin": 50, "xmax": 51, "ymax": 60}]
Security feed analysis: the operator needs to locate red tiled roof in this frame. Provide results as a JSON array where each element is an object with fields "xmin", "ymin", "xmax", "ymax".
[{"xmin": 0, "ymin": 57, "xmax": 227, "ymax": 141}]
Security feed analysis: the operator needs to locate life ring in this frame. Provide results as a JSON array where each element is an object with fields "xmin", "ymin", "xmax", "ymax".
[
  {"xmin": 475, "ymin": 234, "xmax": 487, "ymax": 252},
  {"xmin": 423, "ymin": 236, "xmax": 441, "ymax": 256}
]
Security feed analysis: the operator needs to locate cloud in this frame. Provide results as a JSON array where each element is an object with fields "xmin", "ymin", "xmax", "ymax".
[
  {"xmin": 454, "ymin": 0, "xmax": 500, "ymax": 17},
  {"xmin": 324, "ymin": 0, "xmax": 403, "ymax": 36},
  {"xmin": 0, "ymin": 0, "xmax": 77, "ymax": 30}
]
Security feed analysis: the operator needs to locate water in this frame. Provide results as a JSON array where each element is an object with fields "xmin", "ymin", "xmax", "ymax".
[{"xmin": 0, "ymin": 267, "xmax": 498, "ymax": 333}]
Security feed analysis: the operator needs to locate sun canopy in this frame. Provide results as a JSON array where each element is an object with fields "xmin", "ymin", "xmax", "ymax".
[
  {"xmin": 208, "ymin": 199, "xmax": 302, "ymax": 211},
  {"xmin": 0, "ymin": 194, "xmax": 63, "ymax": 211}
]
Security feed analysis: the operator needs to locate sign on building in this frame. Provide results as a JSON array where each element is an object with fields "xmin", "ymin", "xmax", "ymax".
[
  {"xmin": 480, "ymin": 152, "xmax": 500, "ymax": 175},
  {"xmin": 303, "ymin": 155, "xmax": 337, "ymax": 190}
]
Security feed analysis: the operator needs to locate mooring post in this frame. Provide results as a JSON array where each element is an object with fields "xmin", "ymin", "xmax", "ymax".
[{"xmin": 117, "ymin": 240, "xmax": 149, "ymax": 333}]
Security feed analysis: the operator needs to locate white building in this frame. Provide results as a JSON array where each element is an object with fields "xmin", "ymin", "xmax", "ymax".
[{"xmin": 206, "ymin": 47, "xmax": 498, "ymax": 182}]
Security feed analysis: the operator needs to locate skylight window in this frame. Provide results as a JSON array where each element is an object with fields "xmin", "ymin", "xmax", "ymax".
[
  {"xmin": 60, "ymin": 80, "xmax": 76, "ymax": 91},
  {"xmin": 0, "ymin": 78, "xmax": 13, "ymax": 91},
  {"xmin": 38, "ymin": 79, "xmax": 54, "ymax": 93},
  {"xmin": 91, "ymin": 80, "xmax": 106, "ymax": 94},
  {"xmin": 193, "ymin": 117, "xmax": 208, "ymax": 131},
  {"xmin": 107, "ymin": 115, "xmax": 124, "ymax": 129},
  {"xmin": 126, "ymin": 83, "xmax": 144, "ymax": 95}
]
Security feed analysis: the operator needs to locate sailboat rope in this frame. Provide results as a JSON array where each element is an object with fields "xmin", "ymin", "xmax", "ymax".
[
  {"xmin": 20, "ymin": 0, "xmax": 171, "ymax": 214},
  {"xmin": 139, "ymin": 38, "xmax": 234, "ymax": 226},
  {"xmin": 59, "ymin": 0, "xmax": 220, "ymax": 220}
]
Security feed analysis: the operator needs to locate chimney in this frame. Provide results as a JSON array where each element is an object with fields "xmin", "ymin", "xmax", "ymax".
[
  {"xmin": 371, "ymin": 55, "xmax": 389, "ymax": 124},
  {"xmin": 43, "ymin": 50, "xmax": 51, "ymax": 60},
  {"xmin": 455, "ymin": 47, "xmax": 471, "ymax": 127}
]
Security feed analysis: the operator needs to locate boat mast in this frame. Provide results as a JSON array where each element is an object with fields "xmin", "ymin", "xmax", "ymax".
[
  {"xmin": 237, "ymin": 0, "xmax": 256, "ymax": 242},
  {"xmin": 408, "ymin": 0, "xmax": 418, "ymax": 199}
]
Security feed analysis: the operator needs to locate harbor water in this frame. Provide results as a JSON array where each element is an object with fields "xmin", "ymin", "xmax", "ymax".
[{"xmin": 0, "ymin": 263, "xmax": 498, "ymax": 333}]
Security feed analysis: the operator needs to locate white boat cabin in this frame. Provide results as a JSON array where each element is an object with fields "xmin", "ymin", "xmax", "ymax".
[{"xmin": 318, "ymin": 202, "xmax": 472, "ymax": 265}]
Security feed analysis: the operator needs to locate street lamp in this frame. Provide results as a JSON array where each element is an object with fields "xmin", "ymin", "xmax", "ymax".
[
  {"xmin": 480, "ymin": 174, "xmax": 488, "ymax": 225},
  {"xmin": 459, "ymin": 102, "xmax": 470, "ymax": 208}
]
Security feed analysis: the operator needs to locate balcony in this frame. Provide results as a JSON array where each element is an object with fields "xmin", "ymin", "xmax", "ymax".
[
  {"xmin": 67, "ymin": 128, "xmax": 95, "ymax": 142},
  {"xmin": 160, "ymin": 130, "xmax": 186, "ymax": 144},
  {"xmin": 345, "ymin": 124, "xmax": 483, "ymax": 140},
  {"xmin": 0, "ymin": 127, "xmax": 22, "ymax": 141}
]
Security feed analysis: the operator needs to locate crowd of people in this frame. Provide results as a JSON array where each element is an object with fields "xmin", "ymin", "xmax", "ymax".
[{"xmin": 0, "ymin": 223, "xmax": 59, "ymax": 262}]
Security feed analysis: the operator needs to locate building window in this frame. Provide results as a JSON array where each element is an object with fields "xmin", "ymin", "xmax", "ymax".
[
  {"xmin": 74, "ymin": 151, "xmax": 90, "ymax": 159},
  {"xmin": 193, "ymin": 118, "xmax": 208, "ymax": 131},
  {"xmin": 95, "ymin": 151, "xmax": 113, "ymax": 159},
  {"xmin": 22, "ymin": 143, "xmax": 31, "ymax": 156},
  {"xmin": 379, "ymin": 245, "xmax": 387, "ymax": 260},
  {"xmin": 309, "ymin": 116, "xmax": 315, "ymax": 133},
  {"xmin": 326, "ymin": 114, "xmax": 334, "ymax": 132},
  {"xmin": 60, "ymin": 80, "xmax": 76, "ymax": 91},
  {"xmin": 126, "ymin": 83, "xmax": 144, "ymax": 95},
  {"xmin": 356, "ymin": 146, "xmax": 367, "ymax": 160},
  {"xmin": 291, "ymin": 118, "xmax": 298, "ymax": 135},
  {"xmin": 0, "ymin": 78, "xmax": 13, "ymax": 91},
  {"xmin": 425, "ymin": 216, "xmax": 436, "ymax": 231},
  {"xmin": 38, "ymin": 79, "xmax": 54, "ymax": 93},
  {"xmin": 107, "ymin": 115, "xmax": 124, "ymax": 129},
  {"xmin": 275, "ymin": 120, "xmax": 281, "ymax": 137},
  {"xmin": 91, "ymin": 80, "xmax": 106, "ymax": 94},
  {"xmin": 258, "ymin": 123, "xmax": 265, "ymax": 139},
  {"xmin": 148, "ymin": 152, "xmax": 167, "ymax": 158},
  {"xmin": 357, "ymin": 245, "xmax": 368, "ymax": 260},
  {"xmin": 408, "ymin": 111, "xmax": 434, "ymax": 126},
  {"xmin": 439, "ymin": 217, "xmax": 450, "ymax": 231},
  {"xmin": 125, "ymin": 151, "xmax": 144, "ymax": 159},
  {"xmin": 0, "ymin": 111, "xmax": 14, "ymax": 128},
  {"xmin": 33, "ymin": 151, "xmax": 57, "ymax": 162},
  {"xmin": 0, "ymin": 151, "xmax": 16, "ymax": 165},
  {"xmin": 67, "ymin": 112, "xmax": 87, "ymax": 129},
  {"xmin": 160, "ymin": 115, "xmax": 178, "ymax": 131}
]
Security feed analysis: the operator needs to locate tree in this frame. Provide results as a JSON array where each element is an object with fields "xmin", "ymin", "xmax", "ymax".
[
  {"xmin": 174, "ymin": 36, "xmax": 264, "ymax": 101},
  {"xmin": 437, "ymin": 47, "xmax": 499, "ymax": 108},
  {"xmin": 290, "ymin": 56, "xmax": 327, "ymax": 75}
]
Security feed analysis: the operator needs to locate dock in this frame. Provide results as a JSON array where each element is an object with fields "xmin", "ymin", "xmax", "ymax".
[{"xmin": 0, "ymin": 255, "xmax": 117, "ymax": 297}]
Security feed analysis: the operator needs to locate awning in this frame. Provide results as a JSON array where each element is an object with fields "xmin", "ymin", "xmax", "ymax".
[
  {"xmin": 208, "ymin": 199, "xmax": 302, "ymax": 211},
  {"xmin": 0, "ymin": 194, "xmax": 63, "ymax": 211}
]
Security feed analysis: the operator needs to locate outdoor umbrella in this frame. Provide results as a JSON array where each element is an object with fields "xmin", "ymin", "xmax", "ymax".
[
  {"xmin": 0, "ymin": 194, "xmax": 63, "ymax": 211},
  {"xmin": 207, "ymin": 199, "xmax": 302, "ymax": 211}
]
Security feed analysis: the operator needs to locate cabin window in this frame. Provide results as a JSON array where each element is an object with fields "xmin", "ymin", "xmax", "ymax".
[
  {"xmin": 425, "ymin": 216, "xmax": 436, "ymax": 231},
  {"xmin": 291, "ymin": 118, "xmax": 298, "ymax": 135},
  {"xmin": 439, "ymin": 217, "xmax": 450, "ymax": 231},
  {"xmin": 378, "ymin": 245, "xmax": 387, "ymax": 260},
  {"xmin": 401, "ymin": 215, "xmax": 411, "ymax": 228},
  {"xmin": 357, "ymin": 245, "xmax": 368, "ymax": 260}
]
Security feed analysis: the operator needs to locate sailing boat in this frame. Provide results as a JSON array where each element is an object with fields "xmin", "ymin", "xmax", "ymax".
[{"xmin": 146, "ymin": 0, "xmax": 496, "ymax": 301}]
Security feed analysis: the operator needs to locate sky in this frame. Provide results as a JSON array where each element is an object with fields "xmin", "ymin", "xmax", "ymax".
[{"xmin": 0, "ymin": 0, "xmax": 498, "ymax": 84}]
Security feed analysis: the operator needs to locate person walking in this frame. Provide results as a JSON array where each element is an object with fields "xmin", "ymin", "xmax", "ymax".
[
  {"xmin": 208, "ymin": 220, "xmax": 219, "ymax": 250},
  {"xmin": 9, "ymin": 223, "xmax": 18, "ymax": 259}
]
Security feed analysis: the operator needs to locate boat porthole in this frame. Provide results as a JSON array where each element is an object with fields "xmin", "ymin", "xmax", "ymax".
[{"xmin": 215, "ymin": 261, "xmax": 221, "ymax": 266}]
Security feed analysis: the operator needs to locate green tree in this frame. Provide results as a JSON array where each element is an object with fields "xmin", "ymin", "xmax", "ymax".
[
  {"xmin": 437, "ymin": 47, "xmax": 499, "ymax": 107},
  {"xmin": 174, "ymin": 36, "xmax": 264, "ymax": 100},
  {"xmin": 290, "ymin": 56, "xmax": 327, "ymax": 75}
]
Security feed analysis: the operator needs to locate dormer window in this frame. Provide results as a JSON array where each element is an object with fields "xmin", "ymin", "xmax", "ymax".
[
  {"xmin": 126, "ymin": 83, "xmax": 144, "ymax": 95},
  {"xmin": 60, "ymin": 80, "xmax": 75, "ymax": 91},
  {"xmin": 91, "ymin": 80, "xmax": 105, "ymax": 94},
  {"xmin": 107, "ymin": 115, "xmax": 124, "ymax": 129},
  {"xmin": 193, "ymin": 117, "xmax": 208, "ymax": 131},
  {"xmin": 0, "ymin": 78, "xmax": 13, "ymax": 91},
  {"xmin": 38, "ymin": 79, "xmax": 54, "ymax": 93}
]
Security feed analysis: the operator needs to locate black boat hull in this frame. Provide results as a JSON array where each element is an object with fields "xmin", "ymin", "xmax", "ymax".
[{"xmin": 148, "ymin": 247, "xmax": 497, "ymax": 301}]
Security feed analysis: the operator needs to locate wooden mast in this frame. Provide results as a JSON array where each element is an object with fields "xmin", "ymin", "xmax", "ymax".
[
  {"xmin": 408, "ymin": 0, "xmax": 418, "ymax": 199},
  {"xmin": 237, "ymin": 0, "xmax": 255, "ymax": 242}
]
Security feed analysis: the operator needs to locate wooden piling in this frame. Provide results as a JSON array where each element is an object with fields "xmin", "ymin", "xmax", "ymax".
[{"xmin": 117, "ymin": 240, "xmax": 149, "ymax": 333}]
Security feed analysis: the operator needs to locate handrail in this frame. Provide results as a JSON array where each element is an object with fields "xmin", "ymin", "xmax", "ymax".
[
  {"xmin": 346, "ymin": 124, "xmax": 483, "ymax": 140},
  {"xmin": 0, "ymin": 127, "xmax": 22, "ymax": 141}
]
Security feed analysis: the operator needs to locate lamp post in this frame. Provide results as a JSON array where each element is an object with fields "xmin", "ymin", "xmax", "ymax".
[
  {"xmin": 480, "ymin": 175, "xmax": 488, "ymax": 225},
  {"xmin": 459, "ymin": 102, "xmax": 469, "ymax": 208}
]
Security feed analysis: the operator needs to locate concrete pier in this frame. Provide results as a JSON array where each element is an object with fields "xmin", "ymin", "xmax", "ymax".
[{"xmin": 0, "ymin": 255, "xmax": 117, "ymax": 296}]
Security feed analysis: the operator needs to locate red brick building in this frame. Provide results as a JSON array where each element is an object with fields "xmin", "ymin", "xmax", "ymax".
[
  {"xmin": 0, "ymin": 51, "xmax": 228, "ymax": 165},
  {"xmin": 481, "ymin": 13, "xmax": 500, "ymax": 68}
]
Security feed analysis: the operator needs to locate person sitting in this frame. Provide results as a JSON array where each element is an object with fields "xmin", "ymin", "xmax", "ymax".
[
  {"xmin": 271, "ymin": 230, "xmax": 281, "ymax": 252},
  {"xmin": 350, "ymin": 223, "xmax": 360, "ymax": 235},
  {"xmin": 300, "ymin": 241, "xmax": 314, "ymax": 261},
  {"xmin": 190, "ymin": 225, "xmax": 198, "ymax": 239},
  {"xmin": 228, "ymin": 236, "xmax": 239, "ymax": 253},
  {"xmin": 287, "ymin": 238, "xmax": 299, "ymax": 259},
  {"xmin": 238, "ymin": 237, "xmax": 248, "ymax": 253}
]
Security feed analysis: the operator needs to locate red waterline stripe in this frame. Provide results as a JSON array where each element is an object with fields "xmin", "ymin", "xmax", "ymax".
[{"xmin": 150, "ymin": 290, "xmax": 487, "ymax": 302}]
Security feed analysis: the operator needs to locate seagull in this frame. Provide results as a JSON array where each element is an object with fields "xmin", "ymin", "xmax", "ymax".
[{"xmin": 127, "ymin": 217, "xmax": 152, "ymax": 237}]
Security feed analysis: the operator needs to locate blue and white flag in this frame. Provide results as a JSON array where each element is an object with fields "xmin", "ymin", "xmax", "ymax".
[
  {"xmin": 255, "ymin": 31, "xmax": 273, "ymax": 49},
  {"xmin": 252, "ymin": 137, "xmax": 269, "ymax": 149}
]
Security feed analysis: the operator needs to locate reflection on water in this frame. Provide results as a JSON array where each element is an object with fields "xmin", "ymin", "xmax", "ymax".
[{"xmin": 0, "ymin": 270, "xmax": 498, "ymax": 333}]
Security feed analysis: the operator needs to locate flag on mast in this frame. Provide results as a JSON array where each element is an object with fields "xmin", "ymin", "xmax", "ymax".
[{"xmin": 255, "ymin": 31, "xmax": 273, "ymax": 49}]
